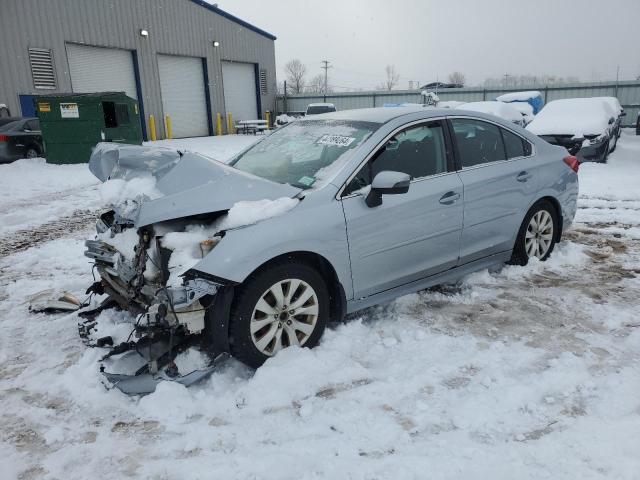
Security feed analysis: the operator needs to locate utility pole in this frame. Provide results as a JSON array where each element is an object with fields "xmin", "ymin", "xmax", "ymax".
[
  {"xmin": 321, "ymin": 60, "xmax": 332, "ymax": 95},
  {"xmin": 503, "ymin": 73, "xmax": 510, "ymax": 87}
]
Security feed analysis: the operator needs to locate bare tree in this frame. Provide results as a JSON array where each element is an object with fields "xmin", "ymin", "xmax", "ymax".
[
  {"xmin": 448, "ymin": 71, "xmax": 466, "ymax": 86},
  {"xmin": 377, "ymin": 65, "xmax": 400, "ymax": 91},
  {"xmin": 284, "ymin": 59, "xmax": 307, "ymax": 94},
  {"xmin": 307, "ymin": 74, "xmax": 325, "ymax": 94}
]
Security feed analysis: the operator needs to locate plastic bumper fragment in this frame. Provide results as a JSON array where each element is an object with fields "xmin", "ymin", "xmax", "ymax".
[{"xmin": 101, "ymin": 353, "xmax": 229, "ymax": 395}]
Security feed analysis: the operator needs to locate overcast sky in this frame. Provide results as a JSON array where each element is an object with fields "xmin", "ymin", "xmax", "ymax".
[{"xmin": 220, "ymin": 0, "xmax": 640, "ymax": 90}]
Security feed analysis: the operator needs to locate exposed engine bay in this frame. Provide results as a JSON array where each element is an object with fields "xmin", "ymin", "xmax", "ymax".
[{"xmin": 73, "ymin": 142, "xmax": 301, "ymax": 394}]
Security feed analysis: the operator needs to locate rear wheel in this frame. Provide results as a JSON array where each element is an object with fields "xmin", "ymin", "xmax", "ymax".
[
  {"xmin": 510, "ymin": 200, "xmax": 559, "ymax": 266},
  {"xmin": 25, "ymin": 147, "xmax": 39, "ymax": 158},
  {"xmin": 228, "ymin": 260, "xmax": 329, "ymax": 368}
]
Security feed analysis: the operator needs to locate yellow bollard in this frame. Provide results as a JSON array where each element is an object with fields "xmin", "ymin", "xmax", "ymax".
[
  {"xmin": 227, "ymin": 113, "xmax": 234, "ymax": 134},
  {"xmin": 265, "ymin": 111, "xmax": 271, "ymax": 130},
  {"xmin": 216, "ymin": 113, "xmax": 223, "ymax": 136},
  {"xmin": 149, "ymin": 115, "xmax": 157, "ymax": 141},
  {"xmin": 164, "ymin": 115, "xmax": 173, "ymax": 139}
]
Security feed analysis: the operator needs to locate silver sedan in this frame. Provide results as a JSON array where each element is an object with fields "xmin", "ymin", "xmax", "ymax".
[{"xmin": 86, "ymin": 106, "xmax": 579, "ymax": 376}]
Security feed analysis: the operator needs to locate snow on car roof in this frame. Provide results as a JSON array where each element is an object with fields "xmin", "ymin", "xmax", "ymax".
[
  {"xmin": 496, "ymin": 91, "xmax": 542, "ymax": 102},
  {"xmin": 596, "ymin": 97, "xmax": 623, "ymax": 114},
  {"xmin": 526, "ymin": 98, "xmax": 615, "ymax": 136},
  {"xmin": 303, "ymin": 106, "xmax": 443, "ymax": 123},
  {"xmin": 457, "ymin": 101, "xmax": 523, "ymax": 123},
  {"xmin": 307, "ymin": 103, "xmax": 335, "ymax": 107}
]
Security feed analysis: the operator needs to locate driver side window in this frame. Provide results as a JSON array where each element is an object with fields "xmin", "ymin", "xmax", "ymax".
[{"xmin": 344, "ymin": 121, "xmax": 447, "ymax": 195}]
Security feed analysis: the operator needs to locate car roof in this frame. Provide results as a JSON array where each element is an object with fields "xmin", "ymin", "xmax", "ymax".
[
  {"xmin": 307, "ymin": 103, "xmax": 335, "ymax": 107},
  {"xmin": 304, "ymin": 106, "xmax": 447, "ymax": 123}
]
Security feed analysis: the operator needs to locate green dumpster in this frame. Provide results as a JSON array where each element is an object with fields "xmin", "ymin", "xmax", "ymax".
[{"xmin": 36, "ymin": 92, "xmax": 143, "ymax": 164}]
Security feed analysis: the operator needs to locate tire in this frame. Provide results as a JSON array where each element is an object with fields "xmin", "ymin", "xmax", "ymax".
[
  {"xmin": 599, "ymin": 141, "xmax": 609, "ymax": 163},
  {"xmin": 228, "ymin": 260, "xmax": 329, "ymax": 368},
  {"xmin": 25, "ymin": 147, "xmax": 39, "ymax": 158},
  {"xmin": 510, "ymin": 200, "xmax": 559, "ymax": 266}
]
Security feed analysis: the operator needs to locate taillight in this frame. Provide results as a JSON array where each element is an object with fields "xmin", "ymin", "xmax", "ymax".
[
  {"xmin": 563, "ymin": 155, "xmax": 579, "ymax": 173},
  {"xmin": 0, "ymin": 135, "xmax": 9, "ymax": 142}
]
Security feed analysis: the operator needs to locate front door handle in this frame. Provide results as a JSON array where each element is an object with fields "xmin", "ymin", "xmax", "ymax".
[
  {"xmin": 517, "ymin": 171, "xmax": 531, "ymax": 182},
  {"xmin": 439, "ymin": 191, "xmax": 461, "ymax": 204}
]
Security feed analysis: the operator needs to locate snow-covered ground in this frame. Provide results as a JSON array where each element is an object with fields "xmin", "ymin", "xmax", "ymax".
[{"xmin": 1, "ymin": 132, "xmax": 639, "ymax": 480}]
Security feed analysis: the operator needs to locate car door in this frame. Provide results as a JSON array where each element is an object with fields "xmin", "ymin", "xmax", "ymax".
[
  {"xmin": 340, "ymin": 119, "xmax": 464, "ymax": 298},
  {"xmin": 449, "ymin": 117, "xmax": 538, "ymax": 264}
]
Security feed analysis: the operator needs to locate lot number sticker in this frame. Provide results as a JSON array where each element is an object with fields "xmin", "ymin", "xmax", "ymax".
[
  {"xmin": 316, "ymin": 134, "xmax": 355, "ymax": 147},
  {"xmin": 60, "ymin": 103, "xmax": 79, "ymax": 118}
]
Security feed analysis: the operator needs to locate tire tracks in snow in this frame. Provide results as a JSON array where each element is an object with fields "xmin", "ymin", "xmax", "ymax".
[{"xmin": 0, "ymin": 209, "xmax": 97, "ymax": 258}]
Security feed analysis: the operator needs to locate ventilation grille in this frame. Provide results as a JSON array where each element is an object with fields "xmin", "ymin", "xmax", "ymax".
[
  {"xmin": 29, "ymin": 47, "xmax": 56, "ymax": 89},
  {"xmin": 259, "ymin": 69, "xmax": 268, "ymax": 95}
]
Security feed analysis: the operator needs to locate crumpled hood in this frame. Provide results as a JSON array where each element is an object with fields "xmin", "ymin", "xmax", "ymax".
[{"xmin": 89, "ymin": 143, "xmax": 302, "ymax": 226}]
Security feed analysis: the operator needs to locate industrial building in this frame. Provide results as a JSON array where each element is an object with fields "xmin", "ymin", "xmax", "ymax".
[{"xmin": 0, "ymin": 0, "xmax": 277, "ymax": 139}]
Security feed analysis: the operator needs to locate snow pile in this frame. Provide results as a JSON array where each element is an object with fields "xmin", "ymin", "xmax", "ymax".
[
  {"xmin": 276, "ymin": 114, "xmax": 298, "ymax": 124},
  {"xmin": 100, "ymin": 176, "xmax": 161, "ymax": 206},
  {"xmin": 0, "ymin": 158, "xmax": 100, "ymax": 234},
  {"xmin": 216, "ymin": 197, "xmax": 299, "ymax": 231},
  {"xmin": 527, "ymin": 98, "xmax": 615, "ymax": 136},
  {"xmin": 162, "ymin": 197, "xmax": 299, "ymax": 285},
  {"xmin": 496, "ymin": 90, "xmax": 542, "ymax": 102},
  {"xmin": 459, "ymin": 101, "xmax": 524, "ymax": 124},
  {"xmin": 508, "ymin": 101, "xmax": 535, "ymax": 123}
]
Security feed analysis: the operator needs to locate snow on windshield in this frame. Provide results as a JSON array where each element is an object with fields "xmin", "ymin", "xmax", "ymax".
[{"xmin": 232, "ymin": 120, "xmax": 376, "ymax": 189}]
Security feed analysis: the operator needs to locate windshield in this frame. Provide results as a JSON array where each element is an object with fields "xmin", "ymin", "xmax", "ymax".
[
  {"xmin": 306, "ymin": 105, "xmax": 335, "ymax": 115},
  {"xmin": 231, "ymin": 120, "xmax": 377, "ymax": 189}
]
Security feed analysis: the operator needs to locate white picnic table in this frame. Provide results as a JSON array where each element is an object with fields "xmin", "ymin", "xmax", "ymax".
[{"xmin": 236, "ymin": 119, "xmax": 269, "ymax": 135}]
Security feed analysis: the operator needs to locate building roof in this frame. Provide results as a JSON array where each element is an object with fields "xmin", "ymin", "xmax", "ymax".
[{"xmin": 189, "ymin": 0, "xmax": 277, "ymax": 40}]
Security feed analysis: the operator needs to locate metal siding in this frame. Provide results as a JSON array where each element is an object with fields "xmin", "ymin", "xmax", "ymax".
[
  {"xmin": 0, "ymin": 0, "xmax": 276, "ymax": 137},
  {"xmin": 279, "ymin": 82, "xmax": 640, "ymax": 127}
]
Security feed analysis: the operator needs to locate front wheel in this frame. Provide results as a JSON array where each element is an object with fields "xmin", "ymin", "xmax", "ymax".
[
  {"xmin": 228, "ymin": 260, "xmax": 329, "ymax": 368},
  {"xmin": 510, "ymin": 201, "xmax": 559, "ymax": 266}
]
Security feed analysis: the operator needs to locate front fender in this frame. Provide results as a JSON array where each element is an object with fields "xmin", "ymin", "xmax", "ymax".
[{"xmin": 190, "ymin": 192, "xmax": 353, "ymax": 299}]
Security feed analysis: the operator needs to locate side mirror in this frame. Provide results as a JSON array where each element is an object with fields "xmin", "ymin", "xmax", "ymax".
[
  {"xmin": 620, "ymin": 111, "xmax": 626, "ymax": 117},
  {"xmin": 608, "ymin": 117, "xmax": 614, "ymax": 125},
  {"xmin": 365, "ymin": 171, "xmax": 410, "ymax": 207}
]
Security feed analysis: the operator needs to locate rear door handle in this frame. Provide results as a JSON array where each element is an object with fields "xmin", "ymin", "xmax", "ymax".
[
  {"xmin": 439, "ymin": 191, "xmax": 461, "ymax": 204},
  {"xmin": 517, "ymin": 171, "xmax": 531, "ymax": 182}
]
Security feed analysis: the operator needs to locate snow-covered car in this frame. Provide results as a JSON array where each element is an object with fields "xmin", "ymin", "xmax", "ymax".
[
  {"xmin": 305, "ymin": 103, "xmax": 336, "ymax": 115},
  {"xmin": 83, "ymin": 107, "xmax": 578, "ymax": 393},
  {"xmin": 637, "ymin": 110, "xmax": 640, "ymax": 135},
  {"xmin": 594, "ymin": 96, "xmax": 625, "ymax": 139},
  {"xmin": 496, "ymin": 91, "xmax": 544, "ymax": 115},
  {"xmin": 458, "ymin": 101, "xmax": 527, "ymax": 127},
  {"xmin": 526, "ymin": 98, "xmax": 618, "ymax": 163}
]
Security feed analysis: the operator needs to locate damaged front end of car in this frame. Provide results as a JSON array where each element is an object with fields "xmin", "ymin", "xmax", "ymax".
[
  {"xmin": 78, "ymin": 142, "xmax": 302, "ymax": 394},
  {"xmin": 82, "ymin": 213, "xmax": 228, "ymax": 395}
]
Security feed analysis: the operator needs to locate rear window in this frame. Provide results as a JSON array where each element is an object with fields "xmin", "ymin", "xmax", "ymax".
[
  {"xmin": 452, "ymin": 118, "xmax": 506, "ymax": 167},
  {"xmin": 501, "ymin": 128, "xmax": 525, "ymax": 159}
]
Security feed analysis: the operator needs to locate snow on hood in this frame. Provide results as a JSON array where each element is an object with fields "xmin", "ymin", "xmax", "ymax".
[
  {"xmin": 161, "ymin": 197, "xmax": 299, "ymax": 285},
  {"xmin": 89, "ymin": 143, "xmax": 302, "ymax": 226},
  {"xmin": 526, "ymin": 98, "xmax": 614, "ymax": 137}
]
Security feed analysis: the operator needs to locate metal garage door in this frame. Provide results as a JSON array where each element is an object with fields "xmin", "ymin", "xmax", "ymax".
[
  {"xmin": 158, "ymin": 55, "xmax": 209, "ymax": 138},
  {"xmin": 222, "ymin": 61, "xmax": 258, "ymax": 122},
  {"xmin": 66, "ymin": 43, "xmax": 137, "ymax": 99}
]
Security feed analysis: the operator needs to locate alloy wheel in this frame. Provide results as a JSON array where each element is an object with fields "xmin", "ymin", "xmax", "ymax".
[
  {"xmin": 525, "ymin": 210, "xmax": 554, "ymax": 259},
  {"xmin": 250, "ymin": 278, "xmax": 319, "ymax": 356}
]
